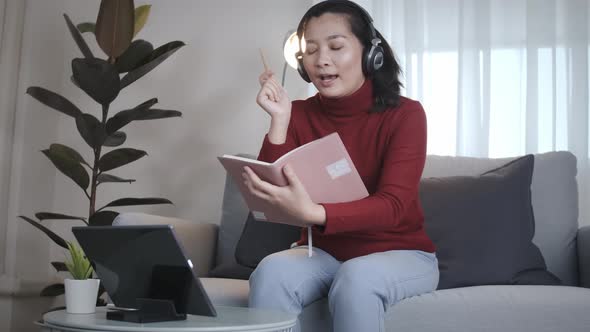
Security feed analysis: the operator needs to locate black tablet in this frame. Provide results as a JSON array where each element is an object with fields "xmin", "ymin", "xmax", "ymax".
[{"xmin": 72, "ymin": 225, "xmax": 217, "ymax": 320}]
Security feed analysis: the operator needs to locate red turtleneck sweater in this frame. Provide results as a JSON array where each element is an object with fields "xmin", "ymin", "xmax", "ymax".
[{"xmin": 257, "ymin": 80, "xmax": 435, "ymax": 261}]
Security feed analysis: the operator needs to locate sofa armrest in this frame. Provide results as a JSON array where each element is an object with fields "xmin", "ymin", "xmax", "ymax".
[
  {"xmin": 578, "ymin": 225, "xmax": 590, "ymax": 288},
  {"xmin": 113, "ymin": 212, "xmax": 218, "ymax": 277}
]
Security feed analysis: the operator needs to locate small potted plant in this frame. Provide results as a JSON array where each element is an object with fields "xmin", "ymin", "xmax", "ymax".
[{"xmin": 64, "ymin": 242, "xmax": 100, "ymax": 314}]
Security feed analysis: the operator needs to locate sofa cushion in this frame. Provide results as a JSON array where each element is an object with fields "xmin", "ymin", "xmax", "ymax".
[
  {"xmin": 199, "ymin": 277, "xmax": 250, "ymax": 307},
  {"xmin": 420, "ymin": 155, "xmax": 559, "ymax": 289},
  {"xmin": 234, "ymin": 212, "xmax": 301, "ymax": 269},
  {"xmin": 579, "ymin": 226, "xmax": 590, "ymax": 288},
  {"xmin": 216, "ymin": 164, "xmax": 251, "ymax": 268},
  {"xmin": 423, "ymin": 151, "xmax": 579, "ymax": 286},
  {"xmin": 297, "ymin": 285, "xmax": 590, "ymax": 332},
  {"xmin": 197, "ymin": 278, "xmax": 590, "ymax": 332},
  {"xmin": 383, "ymin": 285, "xmax": 590, "ymax": 332},
  {"xmin": 208, "ymin": 262, "xmax": 254, "ymax": 280}
]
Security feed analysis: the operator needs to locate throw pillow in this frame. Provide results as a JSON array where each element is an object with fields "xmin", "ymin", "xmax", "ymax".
[
  {"xmin": 420, "ymin": 155, "xmax": 561, "ymax": 289},
  {"xmin": 208, "ymin": 262, "xmax": 254, "ymax": 280},
  {"xmin": 235, "ymin": 212, "xmax": 301, "ymax": 269}
]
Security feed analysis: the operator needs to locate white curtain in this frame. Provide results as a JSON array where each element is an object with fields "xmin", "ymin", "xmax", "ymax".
[
  {"xmin": 355, "ymin": 0, "xmax": 590, "ymax": 226},
  {"xmin": 0, "ymin": 0, "xmax": 26, "ymax": 274}
]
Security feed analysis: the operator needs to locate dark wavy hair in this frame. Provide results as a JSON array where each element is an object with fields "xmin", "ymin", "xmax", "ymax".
[{"xmin": 296, "ymin": 0, "xmax": 403, "ymax": 112}]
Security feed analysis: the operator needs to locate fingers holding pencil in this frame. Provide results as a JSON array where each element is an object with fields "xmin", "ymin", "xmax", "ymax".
[
  {"xmin": 258, "ymin": 48, "xmax": 275, "ymax": 86},
  {"xmin": 256, "ymin": 48, "xmax": 290, "ymax": 116},
  {"xmin": 259, "ymin": 48, "xmax": 270, "ymax": 71},
  {"xmin": 258, "ymin": 48, "xmax": 282, "ymax": 102}
]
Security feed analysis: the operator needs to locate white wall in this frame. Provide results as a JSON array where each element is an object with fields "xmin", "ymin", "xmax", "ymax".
[
  {"xmin": 8, "ymin": 0, "xmax": 69, "ymax": 280},
  {"xmin": 1, "ymin": 0, "xmax": 311, "ymax": 328}
]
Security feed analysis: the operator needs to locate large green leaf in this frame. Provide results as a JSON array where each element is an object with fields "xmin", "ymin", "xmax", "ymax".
[
  {"xmin": 51, "ymin": 261, "xmax": 68, "ymax": 272},
  {"xmin": 95, "ymin": 0, "xmax": 134, "ymax": 58},
  {"xmin": 63, "ymin": 14, "xmax": 93, "ymax": 59},
  {"xmin": 133, "ymin": 5, "xmax": 151, "ymax": 37},
  {"xmin": 98, "ymin": 283, "xmax": 106, "ymax": 298},
  {"xmin": 134, "ymin": 109, "xmax": 182, "ymax": 120},
  {"xmin": 97, "ymin": 173, "xmax": 135, "ymax": 185},
  {"xmin": 42, "ymin": 146, "xmax": 89, "ymax": 190},
  {"xmin": 25, "ymin": 87, "xmax": 82, "ymax": 118},
  {"xmin": 76, "ymin": 113, "xmax": 107, "ymax": 149},
  {"xmin": 48, "ymin": 143, "xmax": 89, "ymax": 167},
  {"xmin": 35, "ymin": 212, "xmax": 87, "ymax": 224},
  {"xmin": 97, "ymin": 298, "xmax": 107, "ymax": 306},
  {"xmin": 105, "ymin": 98, "xmax": 157, "ymax": 134},
  {"xmin": 41, "ymin": 306, "xmax": 66, "ymax": 316},
  {"xmin": 70, "ymin": 75, "xmax": 80, "ymax": 89},
  {"xmin": 115, "ymin": 39, "xmax": 153, "ymax": 73},
  {"xmin": 77, "ymin": 22, "xmax": 95, "ymax": 34},
  {"xmin": 18, "ymin": 216, "xmax": 68, "ymax": 249},
  {"xmin": 120, "ymin": 41, "xmax": 185, "ymax": 89},
  {"xmin": 103, "ymin": 131, "xmax": 126, "ymax": 147},
  {"xmin": 99, "ymin": 197, "xmax": 173, "ymax": 211},
  {"xmin": 72, "ymin": 58, "xmax": 120, "ymax": 105},
  {"xmin": 89, "ymin": 210, "xmax": 119, "ymax": 226},
  {"xmin": 98, "ymin": 148, "xmax": 147, "ymax": 172},
  {"xmin": 41, "ymin": 283, "xmax": 65, "ymax": 297},
  {"xmin": 97, "ymin": 284, "xmax": 107, "ymax": 306}
]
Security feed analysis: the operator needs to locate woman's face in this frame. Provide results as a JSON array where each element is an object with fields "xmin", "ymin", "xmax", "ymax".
[{"xmin": 302, "ymin": 13, "xmax": 365, "ymax": 98}]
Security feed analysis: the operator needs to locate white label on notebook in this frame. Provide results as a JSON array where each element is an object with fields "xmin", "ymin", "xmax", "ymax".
[
  {"xmin": 252, "ymin": 211, "xmax": 267, "ymax": 221},
  {"xmin": 326, "ymin": 158, "xmax": 352, "ymax": 179}
]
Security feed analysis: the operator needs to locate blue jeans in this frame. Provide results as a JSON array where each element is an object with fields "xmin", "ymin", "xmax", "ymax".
[{"xmin": 249, "ymin": 246, "xmax": 439, "ymax": 332}]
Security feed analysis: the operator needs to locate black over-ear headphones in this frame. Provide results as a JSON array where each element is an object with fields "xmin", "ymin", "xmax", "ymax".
[{"xmin": 295, "ymin": 0, "xmax": 385, "ymax": 83}]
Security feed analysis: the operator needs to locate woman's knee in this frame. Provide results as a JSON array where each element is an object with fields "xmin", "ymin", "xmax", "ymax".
[
  {"xmin": 249, "ymin": 249, "xmax": 333, "ymax": 312},
  {"xmin": 329, "ymin": 259, "xmax": 375, "ymax": 301},
  {"xmin": 249, "ymin": 252, "xmax": 300, "ymax": 308},
  {"xmin": 251, "ymin": 252, "xmax": 293, "ymax": 286}
]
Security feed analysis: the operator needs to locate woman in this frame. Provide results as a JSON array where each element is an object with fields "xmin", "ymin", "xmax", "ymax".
[{"xmin": 243, "ymin": 1, "xmax": 439, "ymax": 331}]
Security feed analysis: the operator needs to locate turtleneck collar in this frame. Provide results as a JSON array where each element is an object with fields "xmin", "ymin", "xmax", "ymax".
[{"xmin": 317, "ymin": 79, "xmax": 373, "ymax": 118}]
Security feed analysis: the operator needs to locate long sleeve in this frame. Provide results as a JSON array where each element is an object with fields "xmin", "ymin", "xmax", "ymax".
[
  {"xmin": 257, "ymin": 118, "xmax": 299, "ymax": 163},
  {"xmin": 319, "ymin": 103, "xmax": 427, "ymax": 234}
]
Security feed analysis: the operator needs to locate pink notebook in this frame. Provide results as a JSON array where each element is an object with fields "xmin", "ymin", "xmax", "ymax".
[{"xmin": 218, "ymin": 132, "xmax": 369, "ymax": 225}]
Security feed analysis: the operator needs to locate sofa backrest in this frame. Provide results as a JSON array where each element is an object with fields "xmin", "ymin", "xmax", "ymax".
[
  {"xmin": 217, "ymin": 151, "xmax": 580, "ymax": 286},
  {"xmin": 423, "ymin": 151, "xmax": 579, "ymax": 286},
  {"xmin": 216, "ymin": 156, "xmax": 251, "ymax": 269}
]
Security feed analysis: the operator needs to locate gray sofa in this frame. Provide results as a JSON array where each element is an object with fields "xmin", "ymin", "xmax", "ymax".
[{"xmin": 115, "ymin": 151, "xmax": 590, "ymax": 332}]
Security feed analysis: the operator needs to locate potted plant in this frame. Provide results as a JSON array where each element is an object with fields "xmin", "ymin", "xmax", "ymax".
[
  {"xmin": 18, "ymin": 0, "xmax": 185, "ymax": 306},
  {"xmin": 63, "ymin": 242, "xmax": 100, "ymax": 314}
]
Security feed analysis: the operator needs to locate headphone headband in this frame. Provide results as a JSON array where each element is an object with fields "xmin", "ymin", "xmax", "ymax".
[
  {"xmin": 296, "ymin": 1, "xmax": 378, "ymax": 49},
  {"xmin": 295, "ymin": 0, "xmax": 384, "ymax": 82}
]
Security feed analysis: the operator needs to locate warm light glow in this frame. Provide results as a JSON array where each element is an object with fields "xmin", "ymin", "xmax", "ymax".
[{"xmin": 283, "ymin": 31, "xmax": 304, "ymax": 69}]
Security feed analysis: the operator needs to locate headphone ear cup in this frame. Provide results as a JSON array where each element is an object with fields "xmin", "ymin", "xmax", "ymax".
[
  {"xmin": 296, "ymin": 53, "xmax": 311, "ymax": 83},
  {"xmin": 362, "ymin": 45, "xmax": 373, "ymax": 75},
  {"xmin": 372, "ymin": 45, "xmax": 384, "ymax": 71},
  {"xmin": 364, "ymin": 44, "xmax": 385, "ymax": 75}
]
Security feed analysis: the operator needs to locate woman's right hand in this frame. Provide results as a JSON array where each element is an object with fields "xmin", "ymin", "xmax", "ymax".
[{"xmin": 256, "ymin": 70, "xmax": 291, "ymax": 120}]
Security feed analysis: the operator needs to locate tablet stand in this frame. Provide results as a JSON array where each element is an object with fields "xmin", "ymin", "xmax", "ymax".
[{"xmin": 106, "ymin": 298, "xmax": 187, "ymax": 323}]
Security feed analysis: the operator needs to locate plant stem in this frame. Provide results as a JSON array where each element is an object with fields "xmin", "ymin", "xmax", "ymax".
[
  {"xmin": 89, "ymin": 149, "xmax": 100, "ymax": 218},
  {"xmin": 88, "ymin": 104, "xmax": 109, "ymax": 218},
  {"xmin": 101, "ymin": 102, "xmax": 108, "ymax": 123}
]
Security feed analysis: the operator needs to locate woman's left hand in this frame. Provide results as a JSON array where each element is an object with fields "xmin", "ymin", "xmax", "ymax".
[{"xmin": 242, "ymin": 165, "xmax": 326, "ymax": 227}]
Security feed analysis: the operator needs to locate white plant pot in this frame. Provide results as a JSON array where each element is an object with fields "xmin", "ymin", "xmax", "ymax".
[{"xmin": 64, "ymin": 278, "xmax": 100, "ymax": 314}]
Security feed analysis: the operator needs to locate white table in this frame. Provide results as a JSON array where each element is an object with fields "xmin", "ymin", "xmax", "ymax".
[{"xmin": 39, "ymin": 306, "xmax": 297, "ymax": 332}]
